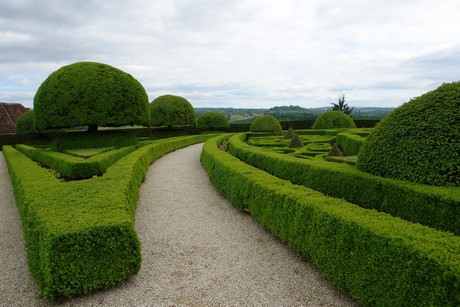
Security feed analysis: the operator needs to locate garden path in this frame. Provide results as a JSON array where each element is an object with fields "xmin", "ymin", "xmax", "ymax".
[{"xmin": 0, "ymin": 145, "xmax": 357, "ymax": 306}]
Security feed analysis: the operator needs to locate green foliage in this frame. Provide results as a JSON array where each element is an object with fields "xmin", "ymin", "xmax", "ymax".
[
  {"xmin": 202, "ymin": 134, "xmax": 460, "ymax": 306},
  {"xmin": 330, "ymin": 94, "xmax": 354, "ymax": 115},
  {"xmin": 3, "ymin": 134, "xmax": 212, "ymax": 301},
  {"xmin": 34, "ymin": 62, "xmax": 150, "ymax": 130},
  {"xmin": 249, "ymin": 115, "xmax": 282, "ymax": 132},
  {"xmin": 336, "ymin": 132, "xmax": 366, "ymax": 156},
  {"xmin": 288, "ymin": 134, "xmax": 304, "ymax": 148},
  {"xmin": 284, "ymin": 126, "xmax": 295, "ymax": 139},
  {"xmin": 51, "ymin": 131, "xmax": 138, "ymax": 151},
  {"xmin": 197, "ymin": 111, "xmax": 229, "ymax": 130},
  {"xmin": 15, "ymin": 110, "xmax": 39, "ymax": 135},
  {"xmin": 358, "ymin": 82, "xmax": 460, "ymax": 186},
  {"xmin": 328, "ymin": 143, "xmax": 344, "ymax": 156},
  {"xmin": 228, "ymin": 133, "xmax": 460, "ymax": 234},
  {"xmin": 150, "ymin": 94, "xmax": 196, "ymax": 127},
  {"xmin": 312, "ymin": 111, "xmax": 356, "ymax": 129},
  {"xmin": 16, "ymin": 144, "xmax": 138, "ymax": 180}
]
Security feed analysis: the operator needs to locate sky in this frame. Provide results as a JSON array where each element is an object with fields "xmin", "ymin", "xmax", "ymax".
[{"xmin": 1, "ymin": 0, "xmax": 459, "ymax": 109}]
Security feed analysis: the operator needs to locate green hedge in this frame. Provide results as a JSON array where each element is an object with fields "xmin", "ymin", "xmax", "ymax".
[
  {"xmin": 335, "ymin": 132, "xmax": 366, "ymax": 156},
  {"xmin": 201, "ymin": 134, "xmax": 460, "ymax": 306},
  {"xmin": 51, "ymin": 130, "xmax": 138, "ymax": 151},
  {"xmin": 3, "ymin": 134, "xmax": 211, "ymax": 301},
  {"xmin": 228, "ymin": 133, "xmax": 460, "ymax": 235},
  {"xmin": 15, "ymin": 144, "xmax": 138, "ymax": 180}
]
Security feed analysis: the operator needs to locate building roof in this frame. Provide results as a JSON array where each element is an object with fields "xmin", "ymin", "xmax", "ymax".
[{"xmin": 0, "ymin": 102, "xmax": 30, "ymax": 133}]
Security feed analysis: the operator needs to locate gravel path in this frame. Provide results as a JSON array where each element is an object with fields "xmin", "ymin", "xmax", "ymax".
[{"xmin": 0, "ymin": 144, "xmax": 358, "ymax": 306}]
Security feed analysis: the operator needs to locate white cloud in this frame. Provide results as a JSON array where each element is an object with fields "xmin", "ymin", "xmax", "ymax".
[{"xmin": 0, "ymin": 0, "xmax": 459, "ymax": 109}]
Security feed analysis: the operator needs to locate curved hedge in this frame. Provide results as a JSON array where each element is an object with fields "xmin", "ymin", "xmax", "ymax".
[
  {"xmin": 3, "ymin": 135, "xmax": 211, "ymax": 301},
  {"xmin": 150, "ymin": 94, "xmax": 196, "ymax": 127},
  {"xmin": 197, "ymin": 111, "xmax": 229, "ymax": 130},
  {"xmin": 312, "ymin": 111, "xmax": 356, "ymax": 129},
  {"xmin": 249, "ymin": 115, "xmax": 282, "ymax": 132},
  {"xmin": 228, "ymin": 133, "xmax": 460, "ymax": 234},
  {"xmin": 201, "ymin": 134, "xmax": 460, "ymax": 306},
  {"xmin": 358, "ymin": 82, "xmax": 460, "ymax": 186},
  {"xmin": 34, "ymin": 62, "xmax": 150, "ymax": 130}
]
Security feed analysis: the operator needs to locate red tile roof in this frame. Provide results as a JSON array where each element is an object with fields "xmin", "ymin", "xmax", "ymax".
[{"xmin": 0, "ymin": 102, "xmax": 30, "ymax": 133}]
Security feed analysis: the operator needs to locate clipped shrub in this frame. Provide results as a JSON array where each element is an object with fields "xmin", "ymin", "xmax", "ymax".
[
  {"xmin": 34, "ymin": 62, "xmax": 150, "ymax": 131},
  {"xmin": 4, "ymin": 134, "xmax": 212, "ymax": 301},
  {"xmin": 202, "ymin": 134, "xmax": 460, "ymax": 306},
  {"xmin": 312, "ymin": 111, "xmax": 356, "ymax": 129},
  {"xmin": 288, "ymin": 134, "xmax": 304, "ymax": 148},
  {"xmin": 51, "ymin": 130, "xmax": 138, "ymax": 151},
  {"xmin": 357, "ymin": 82, "xmax": 460, "ymax": 186},
  {"xmin": 228, "ymin": 133, "xmax": 460, "ymax": 234},
  {"xmin": 249, "ymin": 115, "xmax": 282, "ymax": 132},
  {"xmin": 197, "ymin": 111, "xmax": 229, "ymax": 130},
  {"xmin": 328, "ymin": 143, "xmax": 344, "ymax": 156},
  {"xmin": 284, "ymin": 126, "xmax": 295, "ymax": 139},
  {"xmin": 336, "ymin": 132, "xmax": 365, "ymax": 156},
  {"xmin": 150, "ymin": 94, "xmax": 196, "ymax": 127},
  {"xmin": 15, "ymin": 110, "xmax": 38, "ymax": 135}
]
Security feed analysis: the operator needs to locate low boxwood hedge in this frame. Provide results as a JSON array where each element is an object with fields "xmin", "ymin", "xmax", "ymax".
[
  {"xmin": 228, "ymin": 133, "xmax": 460, "ymax": 235},
  {"xmin": 201, "ymin": 134, "xmax": 460, "ymax": 306},
  {"xmin": 3, "ymin": 134, "xmax": 211, "ymax": 301},
  {"xmin": 51, "ymin": 130, "xmax": 138, "ymax": 151},
  {"xmin": 15, "ymin": 144, "xmax": 138, "ymax": 180},
  {"xmin": 335, "ymin": 132, "xmax": 366, "ymax": 156}
]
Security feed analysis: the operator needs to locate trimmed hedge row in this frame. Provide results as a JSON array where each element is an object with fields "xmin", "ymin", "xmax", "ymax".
[
  {"xmin": 335, "ymin": 132, "xmax": 366, "ymax": 156},
  {"xmin": 51, "ymin": 130, "xmax": 138, "ymax": 151},
  {"xmin": 201, "ymin": 134, "xmax": 460, "ymax": 306},
  {"xmin": 228, "ymin": 133, "xmax": 460, "ymax": 235},
  {"xmin": 15, "ymin": 144, "xmax": 138, "ymax": 180},
  {"xmin": 3, "ymin": 134, "xmax": 211, "ymax": 301}
]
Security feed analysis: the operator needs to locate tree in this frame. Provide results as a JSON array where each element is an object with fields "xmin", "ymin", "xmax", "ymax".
[
  {"xmin": 197, "ymin": 111, "xmax": 229, "ymax": 130},
  {"xmin": 331, "ymin": 94, "xmax": 354, "ymax": 115},
  {"xmin": 34, "ymin": 62, "xmax": 150, "ymax": 131},
  {"xmin": 150, "ymin": 94, "xmax": 196, "ymax": 128}
]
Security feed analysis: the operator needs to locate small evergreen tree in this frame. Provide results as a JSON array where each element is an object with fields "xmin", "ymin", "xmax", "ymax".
[
  {"xmin": 331, "ymin": 94, "xmax": 354, "ymax": 115},
  {"xmin": 284, "ymin": 126, "xmax": 295, "ymax": 139},
  {"xmin": 288, "ymin": 134, "xmax": 304, "ymax": 148}
]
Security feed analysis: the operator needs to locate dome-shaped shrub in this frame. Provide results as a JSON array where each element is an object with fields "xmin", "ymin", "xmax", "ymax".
[
  {"xmin": 197, "ymin": 111, "xmax": 229, "ymax": 130},
  {"xmin": 150, "ymin": 94, "xmax": 196, "ymax": 127},
  {"xmin": 34, "ymin": 62, "xmax": 150, "ymax": 130},
  {"xmin": 250, "ymin": 115, "xmax": 282, "ymax": 132},
  {"xmin": 16, "ymin": 110, "xmax": 38, "ymax": 134},
  {"xmin": 357, "ymin": 82, "xmax": 460, "ymax": 186},
  {"xmin": 312, "ymin": 111, "xmax": 356, "ymax": 129}
]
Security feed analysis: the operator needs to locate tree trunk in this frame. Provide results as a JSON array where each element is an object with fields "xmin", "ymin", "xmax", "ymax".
[{"xmin": 88, "ymin": 124, "xmax": 98, "ymax": 132}]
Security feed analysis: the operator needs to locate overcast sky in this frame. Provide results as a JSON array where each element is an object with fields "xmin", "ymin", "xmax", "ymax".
[{"xmin": 1, "ymin": 0, "xmax": 459, "ymax": 109}]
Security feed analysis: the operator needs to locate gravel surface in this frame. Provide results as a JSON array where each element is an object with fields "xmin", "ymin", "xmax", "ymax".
[{"xmin": 0, "ymin": 144, "xmax": 358, "ymax": 306}]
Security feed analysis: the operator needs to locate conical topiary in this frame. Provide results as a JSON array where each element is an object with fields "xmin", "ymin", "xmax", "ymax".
[
  {"xmin": 288, "ymin": 133, "xmax": 304, "ymax": 148},
  {"xmin": 328, "ymin": 143, "xmax": 345, "ymax": 156},
  {"xmin": 284, "ymin": 126, "xmax": 295, "ymax": 139}
]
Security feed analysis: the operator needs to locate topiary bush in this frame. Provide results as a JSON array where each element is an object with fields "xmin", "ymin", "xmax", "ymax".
[
  {"xmin": 284, "ymin": 126, "xmax": 295, "ymax": 139},
  {"xmin": 312, "ymin": 111, "xmax": 356, "ymax": 129},
  {"xmin": 197, "ymin": 111, "xmax": 229, "ymax": 130},
  {"xmin": 288, "ymin": 134, "xmax": 304, "ymax": 148},
  {"xmin": 249, "ymin": 115, "xmax": 282, "ymax": 132},
  {"xmin": 150, "ymin": 94, "xmax": 196, "ymax": 127},
  {"xmin": 15, "ymin": 110, "xmax": 38, "ymax": 135},
  {"xmin": 34, "ymin": 62, "xmax": 150, "ymax": 131},
  {"xmin": 357, "ymin": 82, "xmax": 460, "ymax": 186}
]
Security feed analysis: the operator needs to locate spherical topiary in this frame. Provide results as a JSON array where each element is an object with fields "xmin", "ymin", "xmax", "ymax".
[
  {"xmin": 197, "ymin": 111, "xmax": 229, "ymax": 130},
  {"xmin": 15, "ymin": 110, "xmax": 38, "ymax": 135},
  {"xmin": 150, "ymin": 94, "xmax": 196, "ymax": 127},
  {"xmin": 312, "ymin": 111, "xmax": 356, "ymax": 129},
  {"xmin": 249, "ymin": 115, "xmax": 282, "ymax": 132},
  {"xmin": 357, "ymin": 82, "xmax": 460, "ymax": 186},
  {"xmin": 34, "ymin": 62, "xmax": 150, "ymax": 131}
]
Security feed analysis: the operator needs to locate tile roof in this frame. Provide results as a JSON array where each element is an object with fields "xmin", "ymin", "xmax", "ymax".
[{"xmin": 0, "ymin": 102, "xmax": 30, "ymax": 133}]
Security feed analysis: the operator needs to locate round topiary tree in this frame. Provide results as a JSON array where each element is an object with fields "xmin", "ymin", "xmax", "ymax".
[
  {"xmin": 197, "ymin": 111, "xmax": 229, "ymax": 130},
  {"xmin": 357, "ymin": 82, "xmax": 460, "ymax": 186},
  {"xmin": 249, "ymin": 115, "xmax": 282, "ymax": 132},
  {"xmin": 34, "ymin": 61, "xmax": 150, "ymax": 131},
  {"xmin": 15, "ymin": 110, "xmax": 38, "ymax": 135},
  {"xmin": 312, "ymin": 111, "xmax": 356, "ymax": 129},
  {"xmin": 150, "ymin": 94, "xmax": 196, "ymax": 128}
]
